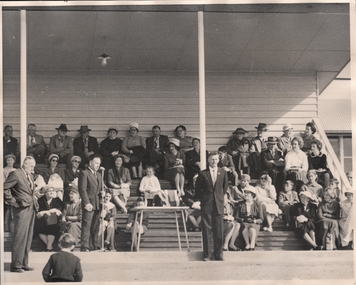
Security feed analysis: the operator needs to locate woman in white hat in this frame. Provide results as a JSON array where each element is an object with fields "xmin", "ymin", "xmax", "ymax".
[
  {"xmin": 41, "ymin": 154, "xmax": 65, "ymax": 184},
  {"xmin": 294, "ymin": 191, "xmax": 322, "ymax": 250},
  {"xmin": 339, "ymin": 189, "xmax": 353, "ymax": 249},
  {"xmin": 316, "ymin": 188, "xmax": 340, "ymax": 250},
  {"xmin": 121, "ymin": 122, "xmax": 146, "ymax": 179},
  {"xmin": 163, "ymin": 138, "xmax": 186, "ymax": 197},
  {"xmin": 234, "ymin": 185, "xmax": 263, "ymax": 251}
]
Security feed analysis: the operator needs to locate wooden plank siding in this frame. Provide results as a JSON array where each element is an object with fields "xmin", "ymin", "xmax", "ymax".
[{"xmin": 3, "ymin": 71, "xmax": 317, "ymax": 151}]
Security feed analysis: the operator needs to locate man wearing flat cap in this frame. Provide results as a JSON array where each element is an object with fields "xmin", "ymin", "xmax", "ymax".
[
  {"xmin": 249, "ymin": 123, "xmax": 268, "ymax": 178},
  {"xmin": 261, "ymin": 137, "xmax": 286, "ymax": 194},
  {"xmin": 278, "ymin": 124, "xmax": 294, "ymax": 156},
  {"xmin": 73, "ymin": 125, "xmax": 100, "ymax": 170},
  {"xmin": 226, "ymin": 127, "xmax": 250, "ymax": 178},
  {"xmin": 49, "ymin": 124, "xmax": 73, "ymax": 165}
]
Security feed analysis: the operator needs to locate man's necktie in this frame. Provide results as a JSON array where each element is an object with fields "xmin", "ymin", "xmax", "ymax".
[
  {"xmin": 212, "ymin": 169, "xmax": 216, "ymax": 185},
  {"xmin": 154, "ymin": 137, "xmax": 158, "ymax": 149},
  {"xmin": 26, "ymin": 173, "xmax": 34, "ymax": 191}
]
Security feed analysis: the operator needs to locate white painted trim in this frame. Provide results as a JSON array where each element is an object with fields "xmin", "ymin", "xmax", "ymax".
[
  {"xmin": 0, "ymin": 6, "xmax": 4, "ymax": 285},
  {"xmin": 20, "ymin": 10, "xmax": 27, "ymax": 164},
  {"xmin": 339, "ymin": 135, "xmax": 345, "ymax": 170}
]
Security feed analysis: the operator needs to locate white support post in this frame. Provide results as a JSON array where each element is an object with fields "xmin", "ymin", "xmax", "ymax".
[
  {"xmin": 339, "ymin": 136, "xmax": 344, "ymax": 171},
  {"xmin": 20, "ymin": 10, "xmax": 27, "ymax": 163},
  {"xmin": 0, "ymin": 6, "xmax": 4, "ymax": 285},
  {"xmin": 198, "ymin": 10, "xmax": 206, "ymax": 170}
]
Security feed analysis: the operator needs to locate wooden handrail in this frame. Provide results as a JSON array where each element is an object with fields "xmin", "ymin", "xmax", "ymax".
[{"xmin": 312, "ymin": 118, "xmax": 351, "ymax": 195}]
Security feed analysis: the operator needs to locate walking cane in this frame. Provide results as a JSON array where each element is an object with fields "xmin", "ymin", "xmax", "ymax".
[{"xmin": 100, "ymin": 167, "xmax": 106, "ymax": 252}]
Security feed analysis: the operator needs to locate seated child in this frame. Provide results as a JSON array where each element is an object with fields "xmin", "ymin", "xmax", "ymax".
[
  {"xmin": 42, "ymin": 233, "xmax": 83, "ymax": 282},
  {"xmin": 99, "ymin": 192, "xmax": 117, "ymax": 252},
  {"xmin": 139, "ymin": 165, "xmax": 161, "ymax": 206},
  {"xmin": 182, "ymin": 174, "xmax": 201, "ymax": 231},
  {"xmin": 126, "ymin": 197, "xmax": 149, "ymax": 250},
  {"xmin": 223, "ymin": 192, "xmax": 241, "ymax": 251},
  {"xmin": 278, "ymin": 180, "xmax": 299, "ymax": 227},
  {"xmin": 329, "ymin": 178, "xmax": 341, "ymax": 202}
]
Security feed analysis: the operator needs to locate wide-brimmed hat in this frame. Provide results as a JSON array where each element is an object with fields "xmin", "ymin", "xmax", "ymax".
[
  {"xmin": 244, "ymin": 185, "xmax": 256, "ymax": 195},
  {"xmin": 128, "ymin": 122, "xmax": 139, "ymax": 131},
  {"xmin": 299, "ymin": 191, "xmax": 314, "ymax": 200},
  {"xmin": 232, "ymin": 128, "xmax": 249, "ymax": 135},
  {"xmin": 55, "ymin": 124, "xmax": 69, "ymax": 132},
  {"xmin": 267, "ymin": 137, "xmax": 278, "ymax": 144},
  {"xmin": 168, "ymin": 138, "xmax": 180, "ymax": 147},
  {"xmin": 283, "ymin": 124, "xmax": 293, "ymax": 132},
  {"xmin": 77, "ymin": 125, "xmax": 91, "ymax": 133},
  {"xmin": 107, "ymin": 126, "xmax": 118, "ymax": 133},
  {"xmin": 241, "ymin": 174, "xmax": 251, "ymax": 181},
  {"xmin": 255, "ymin": 123, "xmax": 268, "ymax": 131},
  {"xmin": 48, "ymin": 154, "xmax": 59, "ymax": 162},
  {"xmin": 4, "ymin": 153, "xmax": 16, "ymax": 161}
]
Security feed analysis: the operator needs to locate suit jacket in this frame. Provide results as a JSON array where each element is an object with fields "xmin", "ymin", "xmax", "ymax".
[
  {"xmin": 73, "ymin": 136, "xmax": 100, "ymax": 157},
  {"xmin": 146, "ymin": 135, "xmax": 169, "ymax": 152},
  {"xmin": 49, "ymin": 135, "xmax": 73, "ymax": 157},
  {"xmin": 26, "ymin": 134, "xmax": 47, "ymax": 151},
  {"xmin": 3, "ymin": 136, "xmax": 18, "ymax": 156},
  {"xmin": 4, "ymin": 168, "xmax": 39, "ymax": 211},
  {"xmin": 250, "ymin": 136, "xmax": 267, "ymax": 156},
  {"xmin": 195, "ymin": 167, "xmax": 228, "ymax": 215},
  {"xmin": 78, "ymin": 168, "xmax": 102, "ymax": 211},
  {"xmin": 261, "ymin": 149, "xmax": 285, "ymax": 171}
]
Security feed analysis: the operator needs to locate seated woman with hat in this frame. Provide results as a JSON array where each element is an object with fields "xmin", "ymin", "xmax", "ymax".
[
  {"xmin": 3, "ymin": 153, "xmax": 16, "ymax": 232},
  {"xmin": 234, "ymin": 185, "xmax": 263, "ymax": 251},
  {"xmin": 41, "ymin": 154, "xmax": 65, "ymax": 186},
  {"xmin": 316, "ymin": 188, "xmax": 340, "ymax": 250},
  {"xmin": 163, "ymin": 138, "xmax": 186, "ymax": 197},
  {"xmin": 294, "ymin": 191, "xmax": 322, "ymax": 250},
  {"xmin": 63, "ymin": 155, "xmax": 82, "ymax": 203},
  {"xmin": 339, "ymin": 189, "xmax": 353, "ymax": 249},
  {"xmin": 121, "ymin": 122, "xmax": 146, "ymax": 179},
  {"xmin": 226, "ymin": 127, "xmax": 250, "ymax": 178},
  {"xmin": 100, "ymin": 126, "xmax": 123, "ymax": 171}
]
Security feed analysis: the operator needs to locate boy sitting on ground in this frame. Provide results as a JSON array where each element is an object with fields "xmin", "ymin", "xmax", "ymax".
[{"xmin": 42, "ymin": 233, "xmax": 83, "ymax": 282}]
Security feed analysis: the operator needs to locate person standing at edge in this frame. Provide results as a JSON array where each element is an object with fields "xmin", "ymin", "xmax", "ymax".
[
  {"xmin": 4, "ymin": 156, "xmax": 38, "ymax": 273},
  {"xmin": 79, "ymin": 154, "xmax": 104, "ymax": 252},
  {"xmin": 195, "ymin": 152, "xmax": 229, "ymax": 261}
]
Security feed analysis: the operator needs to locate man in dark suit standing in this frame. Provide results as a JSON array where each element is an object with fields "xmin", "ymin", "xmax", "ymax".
[
  {"xmin": 73, "ymin": 125, "xmax": 100, "ymax": 169},
  {"xmin": 4, "ymin": 156, "xmax": 38, "ymax": 272},
  {"xmin": 261, "ymin": 136, "xmax": 286, "ymax": 195},
  {"xmin": 79, "ymin": 154, "xmax": 103, "ymax": 252},
  {"xmin": 145, "ymin": 125, "xmax": 169, "ymax": 177},
  {"xmin": 195, "ymin": 152, "xmax": 228, "ymax": 261}
]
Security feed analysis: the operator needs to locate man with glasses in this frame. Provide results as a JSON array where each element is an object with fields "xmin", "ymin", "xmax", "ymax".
[
  {"xmin": 4, "ymin": 156, "xmax": 38, "ymax": 273},
  {"xmin": 49, "ymin": 124, "xmax": 73, "ymax": 165},
  {"xmin": 26, "ymin": 123, "xmax": 47, "ymax": 163}
]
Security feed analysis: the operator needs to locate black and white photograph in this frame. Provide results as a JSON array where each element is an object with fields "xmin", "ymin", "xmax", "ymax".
[{"xmin": 1, "ymin": 0, "xmax": 355, "ymax": 284}]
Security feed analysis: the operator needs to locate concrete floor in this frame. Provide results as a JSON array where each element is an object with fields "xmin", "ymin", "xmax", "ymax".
[{"xmin": 2, "ymin": 251, "xmax": 355, "ymax": 285}]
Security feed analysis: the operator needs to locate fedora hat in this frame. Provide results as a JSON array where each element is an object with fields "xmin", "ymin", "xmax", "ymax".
[
  {"xmin": 232, "ymin": 127, "xmax": 249, "ymax": 135},
  {"xmin": 267, "ymin": 137, "xmax": 278, "ymax": 144},
  {"xmin": 255, "ymin": 123, "xmax": 268, "ymax": 131},
  {"xmin": 283, "ymin": 124, "xmax": 293, "ymax": 132},
  {"xmin": 78, "ymin": 125, "xmax": 91, "ymax": 133},
  {"xmin": 168, "ymin": 138, "xmax": 180, "ymax": 148},
  {"xmin": 55, "ymin": 124, "xmax": 69, "ymax": 132}
]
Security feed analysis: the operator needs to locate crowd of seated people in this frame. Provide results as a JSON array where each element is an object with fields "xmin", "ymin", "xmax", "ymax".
[{"xmin": 3, "ymin": 120, "xmax": 354, "ymax": 253}]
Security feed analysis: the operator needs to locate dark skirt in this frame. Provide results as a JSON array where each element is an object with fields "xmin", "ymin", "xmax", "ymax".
[
  {"xmin": 295, "ymin": 220, "xmax": 315, "ymax": 236},
  {"xmin": 36, "ymin": 218, "xmax": 61, "ymax": 237},
  {"xmin": 164, "ymin": 167, "xmax": 185, "ymax": 187}
]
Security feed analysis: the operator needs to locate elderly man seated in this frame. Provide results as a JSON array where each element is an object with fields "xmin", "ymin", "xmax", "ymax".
[
  {"xmin": 73, "ymin": 125, "xmax": 100, "ymax": 170},
  {"xmin": 27, "ymin": 123, "xmax": 47, "ymax": 163},
  {"xmin": 249, "ymin": 123, "xmax": 268, "ymax": 179},
  {"xmin": 261, "ymin": 137, "xmax": 286, "ymax": 195},
  {"xmin": 49, "ymin": 124, "xmax": 73, "ymax": 165},
  {"xmin": 218, "ymin": 146, "xmax": 239, "ymax": 186}
]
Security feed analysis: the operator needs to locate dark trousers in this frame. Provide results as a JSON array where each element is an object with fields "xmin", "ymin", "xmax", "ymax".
[
  {"xmin": 81, "ymin": 210, "xmax": 100, "ymax": 250},
  {"xmin": 201, "ymin": 203, "xmax": 224, "ymax": 260},
  {"xmin": 11, "ymin": 204, "xmax": 36, "ymax": 270},
  {"xmin": 267, "ymin": 169, "xmax": 287, "ymax": 195}
]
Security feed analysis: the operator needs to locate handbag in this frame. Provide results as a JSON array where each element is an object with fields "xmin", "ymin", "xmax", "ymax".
[{"xmin": 45, "ymin": 213, "xmax": 59, "ymax": 226}]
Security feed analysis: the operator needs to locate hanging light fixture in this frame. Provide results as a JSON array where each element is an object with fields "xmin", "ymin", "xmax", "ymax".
[{"xmin": 98, "ymin": 36, "xmax": 110, "ymax": 67}]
